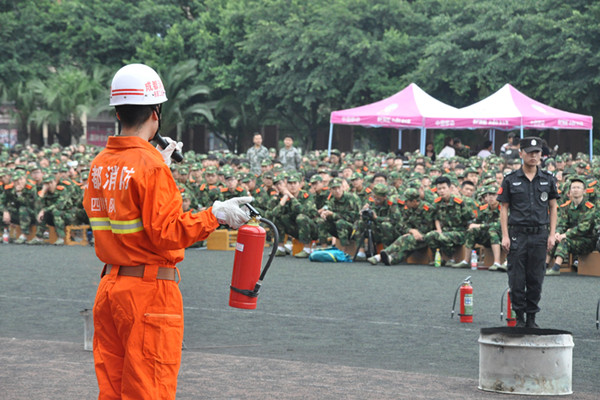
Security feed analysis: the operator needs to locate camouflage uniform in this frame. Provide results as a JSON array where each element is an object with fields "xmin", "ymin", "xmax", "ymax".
[
  {"xmin": 424, "ymin": 194, "xmax": 475, "ymax": 257},
  {"xmin": 2, "ymin": 173, "xmax": 38, "ymax": 239},
  {"xmin": 37, "ymin": 180, "xmax": 76, "ymax": 239},
  {"xmin": 279, "ymin": 146, "xmax": 302, "ymax": 171},
  {"xmin": 354, "ymin": 184, "xmax": 400, "ymax": 247},
  {"xmin": 246, "ymin": 144, "xmax": 270, "ymax": 175},
  {"xmin": 464, "ymin": 203, "xmax": 501, "ymax": 249},
  {"xmin": 270, "ymin": 175, "xmax": 318, "ymax": 243},
  {"xmin": 318, "ymin": 178, "xmax": 361, "ymax": 246},
  {"xmin": 553, "ymin": 199, "xmax": 597, "ymax": 260},
  {"xmin": 381, "ymin": 189, "xmax": 434, "ymax": 264}
]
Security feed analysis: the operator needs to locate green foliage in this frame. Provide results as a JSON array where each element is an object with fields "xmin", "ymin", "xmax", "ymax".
[{"xmin": 2, "ymin": 0, "xmax": 600, "ymax": 153}]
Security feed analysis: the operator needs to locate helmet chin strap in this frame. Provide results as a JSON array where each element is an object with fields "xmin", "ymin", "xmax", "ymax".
[{"xmin": 149, "ymin": 104, "xmax": 162, "ymax": 142}]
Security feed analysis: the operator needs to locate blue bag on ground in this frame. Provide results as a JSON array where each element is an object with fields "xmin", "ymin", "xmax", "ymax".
[{"xmin": 309, "ymin": 246, "xmax": 353, "ymax": 262}]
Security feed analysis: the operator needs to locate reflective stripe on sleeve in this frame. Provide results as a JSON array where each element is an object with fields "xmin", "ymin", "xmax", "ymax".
[{"xmin": 90, "ymin": 217, "xmax": 144, "ymax": 234}]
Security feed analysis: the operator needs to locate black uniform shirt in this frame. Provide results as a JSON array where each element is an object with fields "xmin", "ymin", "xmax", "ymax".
[{"xmin": 497, "ymin": 166, "xmax": 559, "ymax": 226}]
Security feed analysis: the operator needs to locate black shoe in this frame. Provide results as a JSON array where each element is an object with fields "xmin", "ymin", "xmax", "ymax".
[
  {"xmin": 380, "ymin": 250, "xmax": 392, "ymax": 266},
  {"xmin": 515, "ymin": 311, "xmax": 525, "ymax": 328},
  {"xmin": 526, "ymin": 313, "xmax": 540, "ymax": 329}
]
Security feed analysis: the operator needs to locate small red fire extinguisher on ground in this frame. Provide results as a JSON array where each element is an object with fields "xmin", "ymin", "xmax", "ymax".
[
  {"xmin": 451, "ymin": 276, "xmax": 473, "ymax": 323},
  {"xmin": 229, "ymin": 203, "xmax": 279, "ymax": 310},
  {"xmin": 501, "ymin": 286, "xmax": 517, "ymax": 327}
]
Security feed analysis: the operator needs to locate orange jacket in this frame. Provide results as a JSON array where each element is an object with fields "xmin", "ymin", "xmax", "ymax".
[{"xmin": 83, "ymin": 136, "xmax": 219, "ymax": 266}]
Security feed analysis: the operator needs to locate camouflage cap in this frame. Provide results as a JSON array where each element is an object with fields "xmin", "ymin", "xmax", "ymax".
[
  {"xmin": 372, "ymin": 183, "xmax": 388, "ymax": 196},
  {"xmin": 204, "ymin": 166, "xmax": 218, "ymax": 174},
  {"xmin": 309, "ymin": 174, "xmax": 323, "ymax": 184},
  {"xmin": 273, "ymin": 172, "xmax": 287, "ymax": 184},
  {"xmin": 330, "ymin": 149, "xmax": 341, "ymax": 157},
  {"xmin": 350, "ymin": 172, "xmax": 363, "ymax": 181},
  {"xmin": 404, "ymin": 188, "xmax": 420, "ymax": 201},
  {"xmin": 261, "ymin": 159, "xmax": 273, "ymax": 166},
  {"xmin": 42, "ymin": 174, "xmax": 55, "ymax": 184},
  {"xmin": 329, "ymin": 177, "xmax": 344, "ymax": 188},
  {"xmin": 262, "ymin": 171, "xmax": 274, "ymax": 180},
  {"xmin": 287, "ymin": 173, "xmax": 300, "ymax": 183}
]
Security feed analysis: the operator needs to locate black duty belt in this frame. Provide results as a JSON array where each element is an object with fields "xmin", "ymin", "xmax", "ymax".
[{"xmin": 509, "ymin": 225, "xmax": 548, "ymax": 234}]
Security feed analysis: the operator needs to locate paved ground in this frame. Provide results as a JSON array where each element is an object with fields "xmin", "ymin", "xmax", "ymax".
[{"xmin": 1, "ymin": 244, "xmax": 599, "ymax": 399}]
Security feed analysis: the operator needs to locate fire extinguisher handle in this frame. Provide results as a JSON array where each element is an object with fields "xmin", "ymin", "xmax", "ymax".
[{"xmin": 255, "ymin": 217, "xmax": 279, "ymax": 282}]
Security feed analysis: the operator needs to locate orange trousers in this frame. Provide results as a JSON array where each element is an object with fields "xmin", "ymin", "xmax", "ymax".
[{"xmin": 93, "ymin": 265, "xmax": 184, "ymax": 400}]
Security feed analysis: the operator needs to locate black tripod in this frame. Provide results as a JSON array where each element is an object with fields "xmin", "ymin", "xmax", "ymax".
[{"xmin": 353, "ymin": 214, "xmax": 376, "ymax": 261}]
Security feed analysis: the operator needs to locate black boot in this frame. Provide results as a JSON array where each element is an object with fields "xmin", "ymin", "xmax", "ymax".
[
  {"xmin": 515, "ymin": 311, "xmax": 526, "ymax": 328},
  {"xmin": 526, "ymin": 313, "xmax": 540, "ymax": 329}
]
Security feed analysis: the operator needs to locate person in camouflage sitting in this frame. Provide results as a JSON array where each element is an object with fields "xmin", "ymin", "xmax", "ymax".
[
  {"xmin": 270, "ymin": 172, "xmax": 319, "ymax": 258},
  {"xmin": 2, "ymin": 170, "xmax": 38, "ymax": 243},
  {"xmin": 317, "ymin": 177, "xmax": 361, "ymax": 252},
  {"xmin": 370, "ymin": 188, "xmax": 434, "ymax": 265},
  {"xmin": 353, "ymin": 183, "xmax": 400, "ymax": 260},
  {"xmin": 31, "ymin": 173, "xmax": 76, "ymax": 245},
  {"xmin": 547, "ymin": 176, "xmax": 597, "ymax": 276},
  {"xmin": 449, "ymin": 185, "xmax": 504, "ymax": 270},
  {"xmin": 424, "ymin": 176, "xmax": 476, "ymax": 265}
]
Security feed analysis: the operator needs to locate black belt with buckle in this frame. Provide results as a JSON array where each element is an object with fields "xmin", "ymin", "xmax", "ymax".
[{"xmin": 509, "ymin": 225, "xmax": 548, "ymax": 234}]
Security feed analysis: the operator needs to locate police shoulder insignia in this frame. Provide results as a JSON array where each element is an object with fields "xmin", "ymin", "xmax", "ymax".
[
  {"xmin": 365, "ymin": 188, "xmax": 372, "ymax": 193},
  {"xmin": 480, "ymin": 204, "xmax": 489, "ymax": 210},
  {"xmin": 586, "ymin": 188, "xmax": 594, "ymax": 194},
  {"xmin": 585, "ymin": 201, "xmax": 594, "ymax": 209},
  {"xmin": 453, "ymin": 197, "xmax": 463, "ymax": 204},
  {"xmin": 236, "ymin": 187, "xmax": 243, "ymax": 192},
  {"xmin": 497, "ymin": 187, "xmax": 503, "ymax": 194},
  {"xmin": 397, "ymin": 199, "xmax": 405, "ymax": 205},
  {"xmin": 25, "ymin": 184, "xmax": 32, "ymax": 189},
  {"xmin": 57, "ymin": 185, "xmax": 65, "ymax": 191},
  {"xmin": 303, "ymin": 192, "xmax": 309, "ymax": 199},
  {"xmin": 62, "ymin": 180, "xmax": 71, "ymax": 185},
  {"xmin": 560, "ymin": 200, "xmax": 571, "ymax": 207},
  {"xmin": 368, "ymin": 196, "xmax": 374, "ymax": 203},
  {"xmin": 589, "ymin": 180, "xmax": 597, "ymax": 187},
  {"xmin": 199, "ymin": 183, "xmax": 206, "ymax": 190},
  {"xmin": 434, "ymin": 197, "xmax": 442, "ymax": 203},
  {"xmin": 387, "ymin": 200, "xmax": 393, "ymax": 206},
  {"xmin": 327, "ymin": 193, "xmax": 332, "ymax": 200},
  {"xmin": 423, "ymin": 204, "xmax": 430, "ymax": 211},
  {"xmin": 220, "ymin": 187, "xmax": 228, "ymax": 193},
  {"xmin": 5, "ymin": 183, "xmax": 14, "ymax": 189}
]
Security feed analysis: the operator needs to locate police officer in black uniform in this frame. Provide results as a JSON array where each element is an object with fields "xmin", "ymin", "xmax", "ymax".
[{"xmin": 498, "ymin": 137, "xmax": 559, "ymax": 328}]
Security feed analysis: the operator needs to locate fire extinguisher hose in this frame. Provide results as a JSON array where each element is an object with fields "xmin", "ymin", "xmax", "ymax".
[{"xmin": 229, "ymin": 203, "xmax": 280, "ymax": 298}]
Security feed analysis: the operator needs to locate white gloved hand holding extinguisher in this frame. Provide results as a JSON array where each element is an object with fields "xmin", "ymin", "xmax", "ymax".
[
  {"xmin": 156, "ymin": 136, "xmax": 183, "ymax": 166},
  {"xmin": 211, "ymin": 196, "xmax": 253, "ymax": 229}
]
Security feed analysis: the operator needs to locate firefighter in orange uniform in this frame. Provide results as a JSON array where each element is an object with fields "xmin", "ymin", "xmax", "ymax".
[{"xmin": 83, "ymin": 63, "xmax": 251, "ymax": 400}]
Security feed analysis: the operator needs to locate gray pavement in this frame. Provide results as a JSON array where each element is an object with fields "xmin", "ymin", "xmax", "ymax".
[{"xmin": 1, "ymin": 244, "xmax": 599, "ymax": 399}]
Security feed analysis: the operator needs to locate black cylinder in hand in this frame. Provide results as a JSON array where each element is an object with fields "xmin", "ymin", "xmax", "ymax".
[{"xmin": 154, "ymin": 133, "xmax": 184, "ymax": 163}]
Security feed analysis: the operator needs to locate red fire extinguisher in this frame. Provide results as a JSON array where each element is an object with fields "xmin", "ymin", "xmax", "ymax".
[
  {"xmin": 501, "ymin": 286, "xmax": 517, "ymax": 327},
  {"xmin": 229, "ymin": 203, "xmax": 279, "ymax": 310},
  {"xmin": 451, "ymin": 276, "xmax": 473, "ymax": 323}
]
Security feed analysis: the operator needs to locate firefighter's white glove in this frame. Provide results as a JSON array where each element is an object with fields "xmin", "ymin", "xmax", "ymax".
[
  {"xmin": 211, "ymin": 196, "xmax": 253, "ymax": 229},
  {"xmin": 156, "ymin": 137, "xmax": 183, "ymax": 166}
]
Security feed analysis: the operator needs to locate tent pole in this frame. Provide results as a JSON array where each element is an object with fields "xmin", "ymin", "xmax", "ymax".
[
  {"xmin": 520, "ymin": 126, "xmax": 524, "ymax": 139},
  {"xmin": 490, "ymin": 129, "xmax": 495, "ymax": 152},
  {"xmin": 590, "ymin": 129, "xmax": 593, "ymax": 161},
  {"xmin": 420, "ymin": 127, "xmax": 426, "ymax": 154},
  {"xmin": 398, "ymin": 129, "xmax": 403, "ymax": 150},
  {"xmin": 327, "ymin": 123, "xmax": 333, "ymax": 157}
]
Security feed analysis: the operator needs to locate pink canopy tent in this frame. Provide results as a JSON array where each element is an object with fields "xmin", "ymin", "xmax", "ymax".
[
  {"xmin": 455, "ymin": 84, "xmax": 594, "ymax": 158},
  {"xmin": 329, "ymin": 83, "xmax": 461, "ymax": 154}
]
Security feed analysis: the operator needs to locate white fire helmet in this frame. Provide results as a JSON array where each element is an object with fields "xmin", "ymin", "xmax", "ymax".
[{"xmin": 109, "ymin": 63, "xmax": 168, "ymax": 106}]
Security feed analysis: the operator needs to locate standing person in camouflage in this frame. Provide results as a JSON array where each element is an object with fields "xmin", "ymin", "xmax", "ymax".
[
  {"xmin": 270, "ymin": 173, "xmax": 319, "ymax": 258},
  {"xmin": 317, "ymin": 177, "xmax": 361, "ymax": 251},
  {"xmin": 369, "ymin": 188, "xmax": 434, "ymax": 265},
  {"xmin": 547, "ymin": 176, "xmax": 597, "ymax": 275},
  {"xmin": 2, "ymin": 171, "xmax": 38, "ymax": 243},
  {"xmin": 354, "ymin": 183, "xmax": 400, "ymax": 260},
  {"xmin": 424, "ymin": 176, "xmax": 475, "ymax": 263},
  {"xmin": 449, "ymin": 185, "xmax": 504, "ymax": 270},
  {"xmin": 246, "ymin": 133, "xmax": 270, "ymax": 176},
  {"xmin": 278, "ymin": 135, "xmax": 302, "ymax": 171}
]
